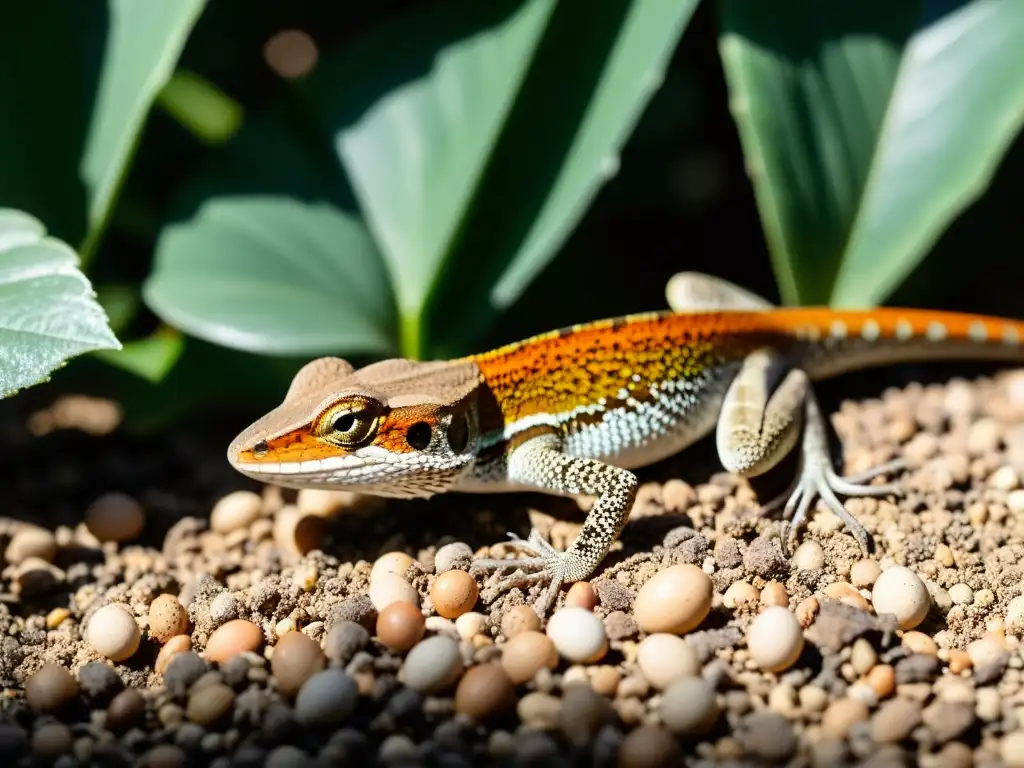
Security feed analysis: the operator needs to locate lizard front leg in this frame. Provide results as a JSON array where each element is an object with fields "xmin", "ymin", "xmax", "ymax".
[
  {"xmin": 717, "ymin": 348, "xmax": 901, "ymax": 553},
  {"xmin": 472, "ymin": 433, "xmax": 638, "ymax": 616}
]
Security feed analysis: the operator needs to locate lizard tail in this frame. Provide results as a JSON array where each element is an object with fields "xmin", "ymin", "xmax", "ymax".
[{"xmin": 750, "ymin": 307, "xmax": 1024, "ymax": 380}]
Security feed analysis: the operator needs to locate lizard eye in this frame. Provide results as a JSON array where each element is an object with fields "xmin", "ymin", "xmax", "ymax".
[
  {"xmin": 319, "ymin": 401, "xmax": 380, "ymax": 446},
  {"xmin": 253, "ymin": 440, "xmax": 269, "ymax": 457}
]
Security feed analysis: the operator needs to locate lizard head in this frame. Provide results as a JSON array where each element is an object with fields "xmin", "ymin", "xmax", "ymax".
[{"xmin": 227, "ymin": 356, "xmax": 485, "ymax": 498}]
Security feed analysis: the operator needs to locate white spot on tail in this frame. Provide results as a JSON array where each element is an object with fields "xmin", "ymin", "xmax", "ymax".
[
  {"xmin": 895, "ymin": 320, "xmax": 914, "ymax": 341},
  {"xmin": 829, "ymin": 320, "xmax": 847, "ymax": 340},
  {"xmin": 926, "ymin": 321, "xmax": 947, "ymax": 342},
  {"xmin": 1004, "ymin": 325, "xmax": 1020, "ymax": 345},
  {"xmin": 968, "ymin": 321, "xmax": 988, "ymax": 342},
  {"xmin": 860, "ymin": 319, "xmax": 880, "ymax": 342}
]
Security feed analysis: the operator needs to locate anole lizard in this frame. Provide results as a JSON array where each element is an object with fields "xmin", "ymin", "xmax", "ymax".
[{"xmin": 227, "ymin": 273, "xmax": 1024, "ymax": 615}]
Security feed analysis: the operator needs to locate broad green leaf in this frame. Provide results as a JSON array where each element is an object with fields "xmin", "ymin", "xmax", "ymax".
[
  {"xmin": 0, "ymin": 0, "xmax": 206, "ymax": 257},
  {"xmin": 719, "ymin": 0, "xmax": 1024, "ymax": 307},
  {"xmin": 0, "ymin": 209, "xmax": 121, "ymax": 399},
  {"xmin": 144, "ymin": 110, "xmax": 395, "ymax": 358}
]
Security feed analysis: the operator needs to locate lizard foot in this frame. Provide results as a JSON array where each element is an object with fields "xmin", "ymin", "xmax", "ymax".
[
  {"xmin": 761, "ymin": 457, "xmax": 906, "ymax": 555},
  {"xmin": 472, "ymin": 529, "xmax": 567, "ymax": 617}
]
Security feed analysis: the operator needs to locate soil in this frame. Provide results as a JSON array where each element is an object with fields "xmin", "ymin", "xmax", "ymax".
[{"xmin": 4, "ymin": 365, "xmax": 1024, "ymax": 767}]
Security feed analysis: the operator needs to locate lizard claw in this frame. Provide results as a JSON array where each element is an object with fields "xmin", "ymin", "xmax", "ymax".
[
  {"xmin": 761, "ymin": 457, "xmax": 906, "ymax": 555},
  {"xmin": 471, "ymin": 528, "xmax": 567, "ymax": 617}
]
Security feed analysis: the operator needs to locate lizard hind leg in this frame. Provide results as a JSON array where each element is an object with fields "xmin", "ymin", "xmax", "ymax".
[{"xmin": 761, "ymin": 391, "xmax": 906, "ymax": 555}]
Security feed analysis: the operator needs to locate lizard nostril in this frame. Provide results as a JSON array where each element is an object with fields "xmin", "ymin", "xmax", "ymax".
[{"xmin": 253, "ymin": 440, "xmax": 269, "ymax": 457}]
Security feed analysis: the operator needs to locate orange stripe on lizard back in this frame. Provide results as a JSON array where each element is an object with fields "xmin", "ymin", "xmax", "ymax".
[{"xmin": 469, "ymin": 307, "xmax": 1024, "ymax": 425}]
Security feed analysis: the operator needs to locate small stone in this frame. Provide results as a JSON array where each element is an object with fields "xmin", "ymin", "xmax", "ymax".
[
  {"xmin": 430, "ymin": 570, "xmax": 479, "ymax": 619},
  {"xmin": 659, "ymin": 677, "xmax": 719, "ymax": 736},
  {"xmin": 517, "ymin": 692, "xmax": 562, "ymax": 729},
  {"xmin": 210, "ymin": 491, "xmax": 262, "ymax": 534},
  {"xmin": 434, "ymin": 542, "xmax": 473, "ymax": 573},
  {"xmin": 902, "ymin": 631, "xmax": 938, "ymax": 656},
  {"xmin": 850, "ymin": 559, "xmax": 881, "ymax": 588},
  {"xmin": 323, "ymin": 620, "xmax": 369, "ymax": 664},
  {"xmin": 454, "ymin": 663, "xmax": 515, "ymax": 720},
  {"xmin": 141, "ymin": 744, "xmax": 187, "ymax": 768},
  {"xmin": 723, "ymin": 581, "xmax": 759, "ymax": 609},
  {"xmin": 86, "ymin": 603, "xmax": 141, "ymax": 662},
  {"xmin": 149, "ymin": 594, "xmax": 189, "ymax": 644},
  {"xmin": 746, "ymin": 606, "xmax": 804, "ymax": 672},
  {"xmin": 455, "ymin": 611, "xmax": 487, "ymax": 640},
  {"xmin": 1002, "ymin": 731, "xmax": 1024, "ymax": 768},
  {"xmin": 633, "ymin": 564, "xmax": 712, "ymax": 635},
  {"xmin": 105, "ymin": 688, "xmax": 146, "ymax": 734},
  {"xmin": 760, "ymin": 580, "xmax": 789, "ymax": 608},
  {"xmin": 737, "ymin": 712, "xmax": 795, "ymax": 762},
  {"xmin": 204, "ymin": 619, "xmax": 263, "ymax": 664},
  {"xmin": 26, "ymin": 664, "xmax": 78, "ymax": 713},
  {"xmin": 294, "ymin": 669, "xmax": 359, "ymax": 727},
  {"xmin": 209, "ymin": 592, "xmax": 239, "ymax": 625},
  {"xmin": 84, "ymin": 492, "xmax": 145, "ymax": 543},
  {"xmin": 500, "ymin": 630, "xmax": 558, "ymax": 685},
  {"xmin": 155, "ymin": 635, "xmax": 193, "ymax": 675},
  {"xmin": 870, "ymin": 697, "xmax": 922, "ymax": 743},
  {"xmin": 376, "ymin": 601, "xmax": 425, "ymax": 652},
  {"xmin": 5, "ymin": 526, "xmax": 57, "ymax": 565},
  {"xmin": 559, "ymin": 683, "xmax": 613, "ymax": 748},
  {"xmin": 401, "ymin": 635, "xmax": 463, "ymax": 693},
  {"xmin": 370, "ymin": 551, "xmax": 416, "ymax": 583},
  {"xmin": 850, "ymin": 637, "xmax": 877, "ymax": 675},
  {"xmin": 501, "ymin": 604, "xmax": 541, "ymax": 638},
  {"xmin": 271, "ymin": 631, "xmax": 326, "ymax": 697},
  {"xmin": 867, "ymin": 663, "xmax": 897, "ymax": 697},
  {"xmin": 872, "ymin": 565, "xmax": 930, "ymax": 629},
  {"xmin": 617, "ymin": 725, "xmax": 680, "ymax": 768},
  {"xmin": 821, "ymin": 697, "xmax": 869, "ymax": 739},
  {"xmin": 163, "ymin": 652, "xmax": 209, "ymax": 695},
  {"xmin": 564, "ymin": 581, "xmax": 598, "ymax": 610},
  {"xmin": 77, "ymin": 660, "xmax": 123, "ymax": 704},
  {"xmin": 368, "ymin": 572, "xmax": 419, "ymax": 612},
  {"xmin": 948, "ymin": 583, "xmax": 973, "ymax": 605},
  {"xmin": 186, "ymin": 682, "xmax": 235, "ymax": 726},
  {"xmin": 636, "ymin": 633, "xmax": 700, "ymax": 690},
  {"xmin": 32, "ymin": 722, "xmax": 72, "ymax": 762},
  {"xmin": 546, "ymin": 607, "xmax": 607, "ymax": 663},
  {"xmin": 792, "ymin": 541, "xmax": 825, "ymax": 570}
]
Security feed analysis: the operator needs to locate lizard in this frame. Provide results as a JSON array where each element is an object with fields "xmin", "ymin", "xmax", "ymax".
[{"xmin": 227, "ymin": 272, "xmax": 1024, "ymax": 616}]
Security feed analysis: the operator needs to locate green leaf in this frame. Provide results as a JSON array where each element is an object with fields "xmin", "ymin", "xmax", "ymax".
[
  {"xmin": 0, "ymin": 0, "xmax": 206, "ymax": 257},
  {"xmin": 0, "ymin": 209, "xmax": 121, "ymax": 399},
  {"xmin": 719, "ymin": 0, "xmax": 1024, "ymax": 307},
  {"xmin": 93, "ymin": 328, "xmax": 184, "ymax": 384}
]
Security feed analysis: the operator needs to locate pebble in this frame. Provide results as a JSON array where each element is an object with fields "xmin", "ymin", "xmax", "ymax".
[
  {"xmin": 902, "ymin": 631, "xmax": 939, "ymax": 656},
  {"xmin": 26, "ymin": 664, "xmax": 78, "ymax": 713},
  {"xmin": 632, "ymin": 564, "xmax": 712, "ymax": 635},
  {"xmin": 323, "ymin": 620, "xmax": 369, "ymax": 664},
  {"xmin": 32, "ymin": 722, "xmax": 73, "ymax": 762},
  {"xmin": 455, "ymin": 611, "xmax": 487, "ymax": 640},
  {"xmin": 454, "ymin": 663, "xmax": 515, "ymax": 720},
  {"xmin": 149, "ymin": 594, "xmax": 190, "ymax": 643},
  {"xmin": 546, "ymin": 607, "xmax": 607, "ymax": 663},
  {"xmin": 141, "ymin": 744, "xmax": 187, "ymax": 768},
  {"xmin": 186, "ymin": 682, "xmax": 235, "ymax": 726},
  {"xmin": 560, "ymin": 683, "xmax": 613, "ymax": 747},
  {"xmin": 564, "ymin": 581, "xmax": 598, "ymax": 610},
  {"xmin": 746, "ymin": 606, "xmax": 804, "ymax": 672},
  {"xmin": 1002, "ymin": 731, "xmax": 1024, "ymax": 767},
  {"xmin": 723, "ymin": 581, "xmax": 759, "ymax": 609},
  {"xmin": 86, "ymin": 603, "xmax": 141, "ymax": 661},
  {"xmin": 850, "ymin": 637, "xmax": 877, "ymax": 675},
  {"xmin": 659, "ymin": 677, "xmax": 719, "ymax": 735},
  {"xmin": 105, "ymin": 688, "xmax": 146, "ymax": 733},
  {"xmin": 500, "ymin": 630, "xmax": 558, "ymax": 684},
  {"xmin": 738, "ymin": 712, "xmax": 795, "ymax": 762},
  {"xmin": 209, "ymin": 592, "xmax": 239, "ymax": 624},
  {"xmin": 617, "ymin": 725, "xmax": 681, "ymax": 768},
  {"xmin": 368, "ymin": 572, "xmax": 419, "ymax": 611},
  {"xmin": 273, "ymin": 506, "xmax": 328, "ymax": 555},
  {"xmin": 850, "ymin": 558, "xmax": 882, "ymax": 587},
  {"xmin": 271, "ymin": 630, "xmax": 326, "ymax": 696},
  {"xmin": 870, "ymin": 696, "xmax": 922, "ymax": 743},
  {"xmin": 294, "ymin": 669, "xmax": 359, "ymax": 727},
  {"xmin": 866, "ymin": 664, "xmax": 896, "ymax": 698},
  {"xmin": 376, "ymin": 601, "xmax": 426, "ymax": 652},
  {"xmin": 209, "ymin": 490, "xmax": 262, "ymax": 533},
  {"xmin": 370, "ymin": 551, "xmax": 416, "ymax": 583},
  {"xmin": 518, "ymin": 692, "xmax": 562, "ymax": 729},
  {"xmin": 401, "ymin": 635, "xmax": 463, "ymax": 693},
  {"xmin": 760, "ymin": 580, "xmax": 789, "ymax": 608},
  {"xmin": 636, "ymin": 633, "xmax": 700, "ymax": 690},
  {"xmin": 792, "ymin": 540, "xmax": 825, "ymax": 570},
  {"xmin": 871, "ymin": 565, "xmax": 930, "ymax": 629},
  {"xmin": 296, "ymin": 488, "xmax": 356, "ymax": 517},
  {"xmin": 204, "ymin": 619, "xmax": 263, "ymax": 664},
  {"xmin": 949, "ymin": 583, "xmax": 974, "ymax": 605},
  {"xmin": 77, "ymin": 660, "xmax": 123, "ymax": 703},
  {"xmin": 501, "ymin": 604, "xmax": 541, "ymax": 638},
  {"xmin": 434, "ymin": 542, "xmax": 473, "ymax": 572},
  {"xmin": 430, "ymin": 570, "xmax": 479, "ymax": 618},
  {"xmin": 4, "ymin": 526, "xmax": 57, "ymax": 564},
  {"xmin": 155, "ymin": 635, "xmax": 192, "ymax": 674},
  {"xmin": 820, "ymin": 697, "xmax": 869, "ymax": 739},
  {"xmin": 84, "ymin": 492, "xmax": 145, "ymax": 543}
]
